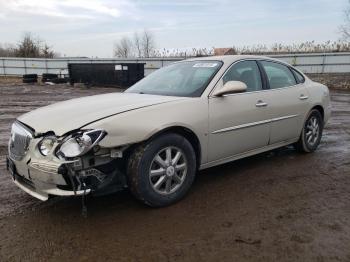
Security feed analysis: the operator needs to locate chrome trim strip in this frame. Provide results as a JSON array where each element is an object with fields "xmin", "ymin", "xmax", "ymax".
[
  {"xmin": 212, "ymin": 114, "xmax": 299, "ymax": 134},
  {"xmin": 269, "ymin": 114, "xmax": 299, "ymax": 123},
  {"xmin": 212, "ymin": 119, "xmax": 271, "ymax": 134}
]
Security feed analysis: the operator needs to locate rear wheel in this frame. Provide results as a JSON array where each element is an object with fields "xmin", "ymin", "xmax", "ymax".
[
  {"xmin": 294, "ymin": 109, "xmax": 323, "ymax": 153},
  {"xmin": 127, "ymin": 133, "xmax": 197, "ymax": 207}
]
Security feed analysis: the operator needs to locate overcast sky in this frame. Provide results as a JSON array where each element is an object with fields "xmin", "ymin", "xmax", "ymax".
[{"xmin": 0, "ymin": 0, "xmax": 348, "ymax": 57}]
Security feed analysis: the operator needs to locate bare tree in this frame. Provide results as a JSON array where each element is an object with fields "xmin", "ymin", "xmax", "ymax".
[
  {"xmin": 15, "ymin": 32, "xmax": 41, "ymax": 57},
  {"xmin": 114, "ymin": 36, "xmax": 133, "ymax": 58},
  {"xmin": 134, "ymin": 32, "xmax": 142, "ymax": 58},
  {"xmin": 41, "ymin": 43, "xmax": 55, "ymax": 58},
  {"xmin": 113, "ymin": 30, "xmax": 156, "ymax": 58},
  {"xmin": 340, "ymin": 0, "xmax": 350, "ymax": 40},
  {"xmin": 141, "ymin": 30, "xmax": 155, "ymax": 58},
  {"xmin": 12, "ymin": 32, "xmax": 57, "ymax": 58}
]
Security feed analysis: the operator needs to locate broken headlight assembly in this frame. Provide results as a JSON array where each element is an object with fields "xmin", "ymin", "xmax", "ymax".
[{"xmin": 57, "ymin": 129, "xmax": 107, "ymax": 158}]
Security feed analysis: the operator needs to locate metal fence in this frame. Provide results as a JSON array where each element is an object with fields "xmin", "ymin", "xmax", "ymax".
[
  {"xmin": 272, "ymin": 52, "xmax": 350, "ymax": 74},
  {"xmin": 1, "ymin": 52, "xmax": 350, "ymax": 76}
]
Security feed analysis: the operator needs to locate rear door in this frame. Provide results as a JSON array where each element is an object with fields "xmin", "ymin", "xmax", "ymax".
[{"xmin": 258, "ymin": 60, "xmax": 310, "ymax": 144}]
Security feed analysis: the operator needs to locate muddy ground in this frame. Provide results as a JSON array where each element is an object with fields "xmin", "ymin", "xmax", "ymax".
[{"xmin": 0, "ymin": 84, "xmax": 349, "ymax": 262}]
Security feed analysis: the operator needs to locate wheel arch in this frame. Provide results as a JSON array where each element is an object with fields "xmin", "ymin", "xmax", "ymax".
[
  {"xmin": 294, "ymin": 104, "xmax": 324, "ymax": 153},
  {"xmin": 298, "ymin": 104, "xmax": 325, "ymax": 137},
  {"xmin": 146, "ymin": 126, "xmax": 202, "ymax": 169},
  {"xmin": 311, "ymin": 105, "xmax": 324, "ymax": 122}
]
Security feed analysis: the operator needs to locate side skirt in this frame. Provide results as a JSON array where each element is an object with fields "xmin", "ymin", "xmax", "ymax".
[{"xmin": 199, "ymin": 137, "xmax": 299, "ymax": 170}]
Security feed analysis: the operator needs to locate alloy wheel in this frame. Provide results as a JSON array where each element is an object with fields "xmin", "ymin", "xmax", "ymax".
[
  {"xmin": 149, "ymin": 146, "xmax": 188, "ymax": 195},
  {"xmin": 305, "ymin": 116, "xmax": 320, "ymax": 147}
]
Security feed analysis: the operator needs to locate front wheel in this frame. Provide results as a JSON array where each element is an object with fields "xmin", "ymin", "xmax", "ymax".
[
  {"xmin": 294, "ymin": 109, "xmax": 324, "ymax": 153},
  {"xmin": 127, "ymin": 133, "xmax": 197, "ymax": 207}
]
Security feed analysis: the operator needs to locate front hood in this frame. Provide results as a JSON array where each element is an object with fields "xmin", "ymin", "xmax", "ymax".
[{"xmin": 18, "ymin": 92, "xmax": 184, "ymax": 136}]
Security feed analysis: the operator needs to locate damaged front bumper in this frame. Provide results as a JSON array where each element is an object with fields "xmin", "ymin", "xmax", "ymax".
[
  {"xmin": 6, "ymin": 124, "xmax": 127, "ymax": 201},
  {"xmin": 6, "ymin": 151, "xmax": 126, "ymax": 201},
  {"xmin": 6, "ymin": 156, "xmax": 92, "ymax": 201}
]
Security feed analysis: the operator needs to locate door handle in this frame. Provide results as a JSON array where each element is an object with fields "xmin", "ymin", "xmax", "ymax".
[
  {"xmin": 256, "ymin": 100, "xmax": 268, "ymax": 107},
  {"xmin": 299, "ymin": 94, "xmax": 309, "ymax": 100}
]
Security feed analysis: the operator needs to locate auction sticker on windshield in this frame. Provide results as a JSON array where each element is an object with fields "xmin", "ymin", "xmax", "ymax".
[{"xmin": 193, "ymin": 63, "xmax": 218, "ymax": 68}]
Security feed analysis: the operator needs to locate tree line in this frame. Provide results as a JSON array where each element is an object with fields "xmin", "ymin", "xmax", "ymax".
[
  {"xmin": 0, "ymin": 32, "xmax": 57, "ymax": 58},
  {"xmin": 233, "ymin": 41, "xmax": 350, "ymax": 55}
]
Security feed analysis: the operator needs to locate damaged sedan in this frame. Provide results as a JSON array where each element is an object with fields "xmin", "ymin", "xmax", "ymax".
[{"xmin": 6, "ymin": 56, "xmax": 331, "ymax": 207}]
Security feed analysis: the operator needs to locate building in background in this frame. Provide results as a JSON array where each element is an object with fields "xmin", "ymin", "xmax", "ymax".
[{"xmin": 214, "ymin": 48, "xmax": 236, "ymax": 56}]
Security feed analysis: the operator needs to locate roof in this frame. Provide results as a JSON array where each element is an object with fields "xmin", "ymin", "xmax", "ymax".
[{"xmin": 185, "ymin": 55, "xmax": 290, "ymax": 66}]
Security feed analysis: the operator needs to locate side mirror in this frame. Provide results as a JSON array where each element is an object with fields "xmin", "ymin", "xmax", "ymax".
[{"xmin": 212, "ymin": 81, "xmax": 247, "ymax": 97}]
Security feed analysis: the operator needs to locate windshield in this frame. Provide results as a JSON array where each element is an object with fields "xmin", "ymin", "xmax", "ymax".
[{"xmin": 125, "ymin": 61, "xmax": 222, "ymax": 97}]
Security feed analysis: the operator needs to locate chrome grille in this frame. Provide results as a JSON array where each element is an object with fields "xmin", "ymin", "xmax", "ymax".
[{"xmin": 8, "ymin": 122, "xmax": 33, "ymax": 160}]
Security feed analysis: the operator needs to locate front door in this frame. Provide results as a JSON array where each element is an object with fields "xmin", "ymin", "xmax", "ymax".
[{"xmin": 208, "ymin": 60, "xmax": 270, "ymax": 162}]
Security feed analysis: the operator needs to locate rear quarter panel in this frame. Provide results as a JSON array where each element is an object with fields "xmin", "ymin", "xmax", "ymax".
[{"xmin": 305, "ymin": 79, "xmax": 331, "ymax": 125}]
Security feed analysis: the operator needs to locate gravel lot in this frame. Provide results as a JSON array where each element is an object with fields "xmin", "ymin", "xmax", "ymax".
[{"xmin": 0, "ymin": 84, "xmax": 349, "ymax": 261}]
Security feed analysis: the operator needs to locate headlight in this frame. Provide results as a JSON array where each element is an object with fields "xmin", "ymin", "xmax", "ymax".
[
  {"xmin": 58, "ymin": 129, "xmax": 106, "ymax": 158},
  {"xmin": 38, "ymin": 136, "xmax": 57, "ymax": 156}
]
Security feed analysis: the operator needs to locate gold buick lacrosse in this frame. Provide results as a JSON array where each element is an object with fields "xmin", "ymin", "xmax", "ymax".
[{"xmin": 7, "ymin": 55, "xmax": 331, "ymax": 207}]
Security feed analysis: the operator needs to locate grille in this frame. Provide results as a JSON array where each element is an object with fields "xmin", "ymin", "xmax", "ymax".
[{"xmin": 8, "ymin": 122, "xmax": 33, "ymax": 161}]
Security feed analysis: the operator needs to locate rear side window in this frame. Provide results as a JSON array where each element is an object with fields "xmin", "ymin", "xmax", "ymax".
[
  {"xmin": 261, "ymin": 61, "xmax": 297, "ymax": 89},
  {"xmin": 291, "ymin": 68, "xmax": 305, "ymax": 83},
  {"xmin": 223, "ymin": 60, "xmax": 262, "ymax": 92}
]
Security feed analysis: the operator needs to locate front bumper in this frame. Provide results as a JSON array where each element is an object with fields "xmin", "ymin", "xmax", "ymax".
[
  {"xmin": 7, "ymin": 121, "xmax": 127, "ymax": 201},
  {"xmin": 6, "ymin": 156, "xmax": 90, "ymax": 201}
]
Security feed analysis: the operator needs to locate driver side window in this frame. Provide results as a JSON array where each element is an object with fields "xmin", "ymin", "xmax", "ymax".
[{"xmin": 223, "ymin": 60, "xmax": 262, "ymax": 92}]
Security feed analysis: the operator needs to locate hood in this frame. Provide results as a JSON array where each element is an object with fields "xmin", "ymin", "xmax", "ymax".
[{"xmin": 18, "ymin": 92, "xmax": 184, "ymax": 136}]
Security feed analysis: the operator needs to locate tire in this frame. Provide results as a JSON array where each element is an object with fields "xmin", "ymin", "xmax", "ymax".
[
  {"xmin": 294, "ymin": 109, "xmax": 323, "ymax": 153},
  {"xmin": 23, "ymin": 78, "xmax": 38, "ymax": 83},
  {"xmin": 42, "ymin": 73, "xmax": 58, "ymax": 82},
  {"xmin": 23, "ymin": 74, "xmax": 37, "ymax": 79},
  {"xmin": 127, "ymin": 133, "xmax": 197, "ymax": 207},
  {"xmin": 42, "ymin": 73, "xmax": 58, "ymax": 78}
]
